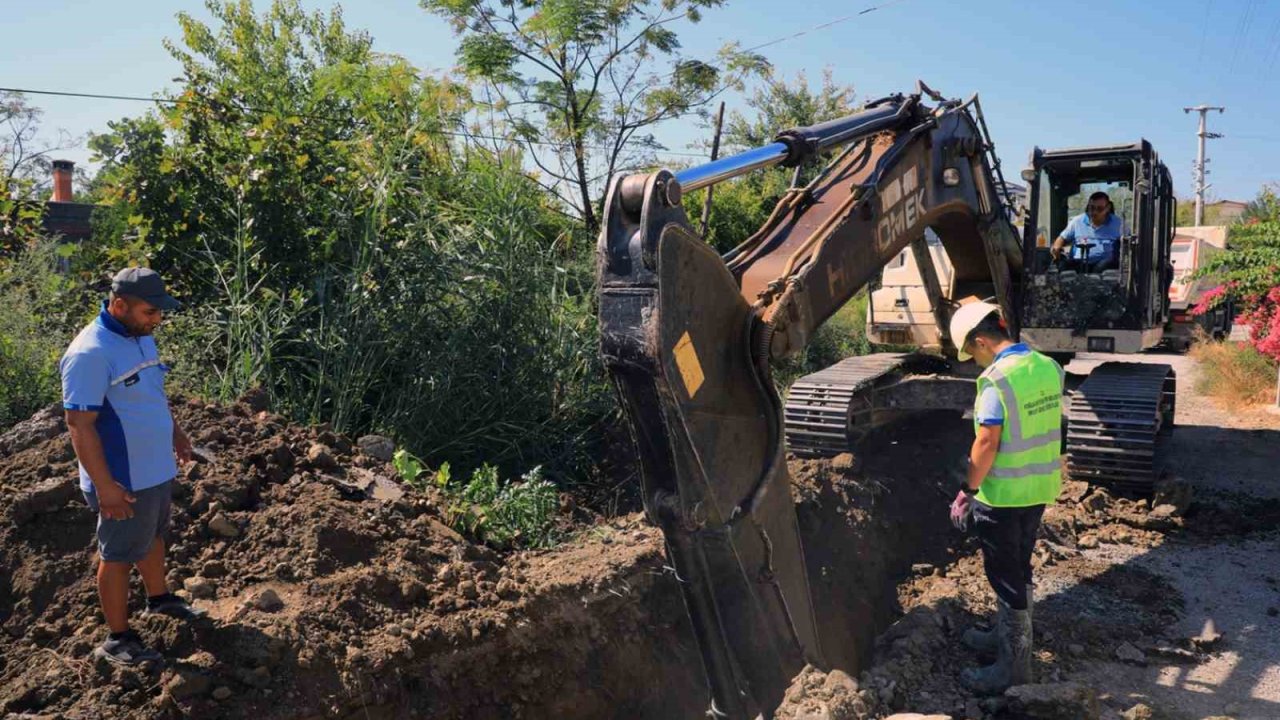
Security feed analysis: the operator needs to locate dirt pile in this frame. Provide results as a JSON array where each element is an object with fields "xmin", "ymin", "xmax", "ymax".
[
  {"xmin": 0, "ymin": 399, "xmax": 978, "ymax": 719},
  {"xmin": 0, "ymin": 396, "xmax": 712, "ymax": 719}
]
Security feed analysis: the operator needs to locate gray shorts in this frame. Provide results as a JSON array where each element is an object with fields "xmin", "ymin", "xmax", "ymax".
[{"xmin": 83, "ymin": 480, "xmax": 173, "ymax": 564}]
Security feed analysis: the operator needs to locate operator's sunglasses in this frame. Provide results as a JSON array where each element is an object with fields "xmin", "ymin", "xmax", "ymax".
[{"xmin": 1087, "ymin": 204, "xmax": 1109, "ymax": 212}]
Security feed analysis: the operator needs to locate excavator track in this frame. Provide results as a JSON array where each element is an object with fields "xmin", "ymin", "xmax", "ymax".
[
  {"xmin": 785, "ymin": 353, "xmax": 910, "ymax": 456},
  {"xmin": 1066, "ymin": 362, "xmax": 1176, "ymax": 494}
]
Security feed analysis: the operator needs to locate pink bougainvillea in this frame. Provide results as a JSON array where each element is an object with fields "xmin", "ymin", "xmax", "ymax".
[
  {"xmin": 1190, "ymin": 284, "xmax": 1230, "ymax": 317},
  {"xmin": 1238, "ymin": 285, "xmax": 1280, "ymax": 361},
  {"xmin": 1239, "ymin": 284, "xmax": 1280, "ymax": 358}
]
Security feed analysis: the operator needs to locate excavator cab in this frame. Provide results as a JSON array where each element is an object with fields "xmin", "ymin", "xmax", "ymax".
[{"xmin": 1019, "ymin": 142, "xmax": 1176, "ymax": 354}]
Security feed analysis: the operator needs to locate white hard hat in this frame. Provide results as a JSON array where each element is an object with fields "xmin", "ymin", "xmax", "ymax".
[{"xmin": 950, "ymin": 301, "xmax": 1001, "ymax": 361}]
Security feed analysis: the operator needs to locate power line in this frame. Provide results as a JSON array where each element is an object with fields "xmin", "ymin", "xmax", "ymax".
[
  {"xmin": 0, "ymin": 85, "xmax": 712, "ymax": 159},
  {"xmin": 735, "ymin": 0, "xmax": 913, "ymax": 55},
  {"xmin": 4, "ymin": 1, "xmax": 917, "ymax": 163}
]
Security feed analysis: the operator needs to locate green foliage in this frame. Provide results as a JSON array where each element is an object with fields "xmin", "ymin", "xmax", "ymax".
[
  {"xmin": 422, "ymin": 0, "xmax": 767, "ymax": 232},
  {"xmin": 0, "ymin": 240, "xmax": 94, "ymax": 429},
  {"xmin": 392, "ymin": 451, "xmax": 559, "ymax": 549},
  {"xmin": 82, "ymin": 0, "xmax": 614, "ymax": 489},
  {"xmin": 2, "ymin": 92, "xmax": 59, "ymax": 256},
  {"xmin": 1192, "ymin": 186, "xmax": 1280, "ymax": 362},
  {"xmin": 392, "ymin": 448, "xmax": 426, "ymax": 486},
  {"xmin": 447, "ymin": 464, "xmax": 560, "ymax": 550},
  {"xmin": 1243, "ymin": 184, "xmax": 1280, "ymax": 225},
  {"xmin": 721, "ymin": 69, "xmax": 856, "ymax": 151},
  {"xmin": 1197, "ymin": 220, "xmax": 1280, "ymax": 300},
  {"xmin": 773, "ymin": 294, "xmax": 870, "ymax": 390},
  {"xmin": 682, "ymin": 70, "xmax": 857, "ymax": 253}
]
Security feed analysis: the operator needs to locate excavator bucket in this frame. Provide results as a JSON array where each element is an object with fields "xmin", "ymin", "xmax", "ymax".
[{"xmin": 597, "ymin": 171, "xmax": 823, "ymax": 719}]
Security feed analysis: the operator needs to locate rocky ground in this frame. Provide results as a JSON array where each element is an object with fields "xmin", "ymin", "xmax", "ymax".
[
  {"xmin": 783, "ymin": 351, "xmax": 1280, "ymax": 720},
  {"xmin": 2, "ymin": 350, "xmax": 1278, "ymax": 720},
  {"xmin": 0, "ymin": 396, "xmax": 706, "ymax": 719},
  {"xmin": 0, "ymin": 393, "xmax": 968, "ymax": 720}
]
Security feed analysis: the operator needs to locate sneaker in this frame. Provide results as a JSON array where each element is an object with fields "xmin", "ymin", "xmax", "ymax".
[
  {"xmin": 95, "ymin": 630, "xmax": 163, "ymax": 666},
  {"xmin": 142, "ymin": 593, "xmax": 207, "ymax": 621}
]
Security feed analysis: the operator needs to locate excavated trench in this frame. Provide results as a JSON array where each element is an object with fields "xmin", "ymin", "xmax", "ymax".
[
  {"xmin": 0, "ymin": 404, "xmax": 968, "ymax": 720},
  {"xmin": 383, "ymin": 411, "xmax": 969, "ymax": 720}
]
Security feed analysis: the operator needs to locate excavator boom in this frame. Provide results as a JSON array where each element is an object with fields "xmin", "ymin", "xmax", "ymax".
[{"xmin": 596, "ymin": 87, "xmax": 1022, "ymax": 718}]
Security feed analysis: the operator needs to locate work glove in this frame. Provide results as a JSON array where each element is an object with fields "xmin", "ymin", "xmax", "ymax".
[{"xmin": 950, "ymin": 490, "xmax": 973, "ymax": 532}]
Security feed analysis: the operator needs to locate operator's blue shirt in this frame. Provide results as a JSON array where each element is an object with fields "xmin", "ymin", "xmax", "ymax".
[
  {"xmin": 975, "ymin": 343, "xmax": 1032, "ymax": 426},
  {"xmin": 59, "ymin": 303, "xmax": 176, "ymax": 494},
  {"xmin": 1061, "ymin": 212, "xmax": 1124, "ymax": 267}
]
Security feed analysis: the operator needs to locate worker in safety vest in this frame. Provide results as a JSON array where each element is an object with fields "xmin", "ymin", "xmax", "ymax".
[{"xmin": 948, "ymin": 301, "xmax": 1064, "ymax": 694}]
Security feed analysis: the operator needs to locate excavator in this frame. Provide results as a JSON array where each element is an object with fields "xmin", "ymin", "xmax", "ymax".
[{"xmin": 595, "ymin": 83, "xmax": 1176, "ymax": 719}]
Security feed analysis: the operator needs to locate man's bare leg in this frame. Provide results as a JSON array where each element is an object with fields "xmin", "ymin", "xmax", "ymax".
[
  {"xmin": 134, "ymin": 538, "xmax": 167, "ymax": 597},
  {"xmin": 97, "ymin": 560, "xmax": 132, "ymax": 633}
]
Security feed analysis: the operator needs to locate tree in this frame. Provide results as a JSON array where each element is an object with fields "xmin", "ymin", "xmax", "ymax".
[
  {"xmin": 1, "ymin": 93, "xmax": 83, "ymax": 255},
  {"xmin": 682, "ymin": 69, "xmax": 858, "ymax": 252},
  {"xmin": 720, "ymin": 69, "xmax": 855, "ymax": 151},
  {"xmin": 88, "ymin": 0, "xmax": 466, "ymax": 298},
  {"xmin": 1, "ymin": 92, "xmax": 81, "ymax": 195},
  {"xmin": 422, "ymin": 0, "xmax": 768, "ymax": 234},
  {"xmin": 1242, "ymin": 183, "xmax": 1280, "ymax": 225},
  {"xmin": 1193, "ymin": 186, "xmax": 1280, "ymax": 361},
  {"xmin": 85, "ymin": 0, "xmax": 614, "ymax": 485}
]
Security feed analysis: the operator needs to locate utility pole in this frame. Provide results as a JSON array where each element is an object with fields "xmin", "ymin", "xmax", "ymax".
[
  {"xmin": 699, "ymin": 101, "xmax": 726, "ymax": 238},
  {"xmin": 1183, "ymin": 105, "xmax": 1225, "ymax": 226}
]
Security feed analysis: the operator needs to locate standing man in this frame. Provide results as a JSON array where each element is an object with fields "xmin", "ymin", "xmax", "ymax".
[
  {"xmin": 1049, "ymin": 191, "xmax": 1124, "ymax": 272},
  {"xmin": 947, "ymin": 302, "xmax": 1064, "ymax": 694},
  {"xmin": 61, "ymin": 267, "xmax": 204, "ymax": 666}
]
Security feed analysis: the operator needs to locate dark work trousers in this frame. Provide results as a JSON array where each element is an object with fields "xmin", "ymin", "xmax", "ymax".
[{"xmin": 971, "ymin": 501, "xmax": 1046, "ymax": 610}]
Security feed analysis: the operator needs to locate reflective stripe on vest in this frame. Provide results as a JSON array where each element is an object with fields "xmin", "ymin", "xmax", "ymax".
[{"xmin": 973, "ymin": 350, "xmax": 1064, "ymax": 508}]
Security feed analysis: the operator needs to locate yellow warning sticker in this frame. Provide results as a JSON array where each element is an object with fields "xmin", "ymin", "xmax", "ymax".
[{"xmin": 673, "ymin": 331, "xmax": 705, "ymax": 400}]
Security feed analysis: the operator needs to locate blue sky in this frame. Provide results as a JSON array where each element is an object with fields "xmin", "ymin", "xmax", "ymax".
[{"xmin": 4, "ymin": 0, "xmax": 1278, "ymax": 201}]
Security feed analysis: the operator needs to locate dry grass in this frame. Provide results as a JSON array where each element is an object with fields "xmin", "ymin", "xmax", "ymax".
[{"xmin": 1190, "ymin": 338, "xmax": 1279, "ymax": 406}]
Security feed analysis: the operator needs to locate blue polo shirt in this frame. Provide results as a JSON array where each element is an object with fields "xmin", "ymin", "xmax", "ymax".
[
  {"xmin": 1061, "ymin": 212, "xmax": 1124, "ymax": 267},
  {"xmin": 975, "ymin": 343, "xmax": 1031, "ymax": 426},
  {"xmin": 59, "ymin": 303, "xmax": 177, "ymax": 494}
]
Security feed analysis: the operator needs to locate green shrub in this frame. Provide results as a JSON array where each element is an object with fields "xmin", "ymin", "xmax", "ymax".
[
  {"xmin": 392, "ymin": 450, "xmax": 559, "ymax": 550},
  {"xmin": 0, "ymin": 241, "xmax": 91, "ymax": 430},
  {"xmin": 449, "ymin": 465, "xmax": 560, "ymax": 550},
  {"xmin": 773, "ymin": 293, "xmax": 871, "ymax": 389}
]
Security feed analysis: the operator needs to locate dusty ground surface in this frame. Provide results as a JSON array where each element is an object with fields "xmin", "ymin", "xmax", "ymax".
[
  {"xmin": 820, "ymin": 351, "xmax": 1280, "ymax": 720},
  {"xmin": 3, "ymin": 349, "xmax": 1277, "ymax": 720},
  {"xmin": 0, "ymin": 397, "xmax": 709, "ymax": 719},
  {"xmin": 0, "ymin": 392, "xmax": 968, "ymax": 719}
]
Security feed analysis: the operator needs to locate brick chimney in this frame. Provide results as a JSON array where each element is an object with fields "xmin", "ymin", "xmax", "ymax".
[{"xmin": 51, "ymin": 160, "xmax": 74, "ymax": 202}]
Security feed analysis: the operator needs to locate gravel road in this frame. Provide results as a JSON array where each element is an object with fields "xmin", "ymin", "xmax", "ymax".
[{"xmin": 1064, "ymin": 351, "xmax": 1280, "ymax": 719}]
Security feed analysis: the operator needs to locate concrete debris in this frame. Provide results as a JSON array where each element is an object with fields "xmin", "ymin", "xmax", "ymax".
[
  {"xmin": 357, "ymin": 434, "xmax": 396, "ymax": 462},
  {"xmin": 182, "ymin": 576, "xmax": 217, "ymax": 600},
  {"xmin": 1004, "ymin": 682, "xmax": 1100, "ymax": 720},
  {"xmin": 207, "ymin": 512, "xmax": 240, "ymax": 538},
  {"xmin": 1120, "ymin": 703, "xmax": 1154, "ymax": 720},
  {"xmin": 251, "ymin": 588, "xmax": 284, "ymax": 612}
]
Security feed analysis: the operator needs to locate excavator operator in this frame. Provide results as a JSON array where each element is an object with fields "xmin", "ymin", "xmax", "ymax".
[
  {"xmin": 1050, "ymin": 191, "xmax": 1123, "ymax": 272},
  {"xmin": 947, "ymin": 302, "xmax": 1064, "ymax": 694}
]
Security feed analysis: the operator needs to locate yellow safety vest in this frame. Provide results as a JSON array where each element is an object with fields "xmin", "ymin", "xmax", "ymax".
[{"xmin": 973, "ymin": 349, "xmax": 1065, "ymax": 508}]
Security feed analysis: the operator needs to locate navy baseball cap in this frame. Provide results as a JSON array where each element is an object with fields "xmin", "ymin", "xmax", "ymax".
[{"xmin": 111, "ymin": 267, "xmax": 181, "ymax": 310}]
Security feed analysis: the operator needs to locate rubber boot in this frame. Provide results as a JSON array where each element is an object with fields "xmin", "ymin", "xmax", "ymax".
[
  {"xmin": 962, "ymin": 585, "xmax": 1032, "ymax": 658},
  {"xmin": 960, "ymin": 600, "xmax": 1032, "ymax": 694}
]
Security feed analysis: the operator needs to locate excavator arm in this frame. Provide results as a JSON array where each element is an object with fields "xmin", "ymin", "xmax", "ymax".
[{"xmin": 596, "ymin": 86, "xmax": 1021, "ymax": 719}]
